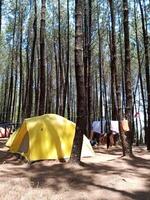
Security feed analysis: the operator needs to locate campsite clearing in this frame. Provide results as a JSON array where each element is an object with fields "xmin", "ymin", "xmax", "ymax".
[{"xmin": 0, "ymin": 139, "xmax": 150, "ymax": 200}]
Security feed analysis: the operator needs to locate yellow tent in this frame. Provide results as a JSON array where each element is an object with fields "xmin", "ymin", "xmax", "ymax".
[{"xmin": 6, "ymin": 114, "xmax": 94, "ymax": 161}]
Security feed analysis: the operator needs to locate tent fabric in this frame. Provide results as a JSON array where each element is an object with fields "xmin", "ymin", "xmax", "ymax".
[
  {"xmin": 6, "ymin": 130, "xmax": 17, "ymax": 147},
  {"xmin": 6, "ymin": 114, "xmax": 94, "ymax": 161}
]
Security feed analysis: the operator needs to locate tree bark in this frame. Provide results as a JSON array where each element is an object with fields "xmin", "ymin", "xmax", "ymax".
[
  {"xmin": 70, "ymin": 0, "xmax": 85, "ymax": 163},
  {"xmin": 83, "ymin": 0, "xmax": 89, "ymax": 136},
  {"xmin": 58, "ymin": 0, "xmax": 64, "ymax": 116},
  {"xmin": 0, "ymin": 0, "xmax": 2, "ymax": 34},
  {"xmin": 134, "ymin": 0, "xmax": 147, "ymax": 146},
  {"xmin": 6, "ymin": 0, "xmax": 18, "ymax": 122},
  {"xmin": 87, "ymin": 0, "xmax": 92, "ymax": 135},
  {"xmin": 17, "ymin": 6, "xmax": 23, "ymax": 124},
  {"xmin": 109, "ymin": 0, "xmax": 126, "ymax": 155},
  {"xmin": 39, "ymin": 0, "xmax": 46, "ymax": 115},
  {"xmin": 123, "ymin": 0, "xmax": 133, "ymax": 156},
  {"xmin": 138, "ymin": 0, "xmax": 150, "ymax": 150},
  {"xmin": 26, "ymin": 0, "xmax": 37, "ymax": 117},
  {"xmin": 62, "ymin": 0, "xmax": 70, "ymax": 117},
  {"xmin": 97, "ymin": 4, "xmax": 103, "ymax": 133}
]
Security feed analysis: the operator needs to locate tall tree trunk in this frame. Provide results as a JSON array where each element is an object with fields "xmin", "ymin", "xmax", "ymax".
[
  {"xmin": 0, "ymin": 77, "xmax": 5, "ymax": 121},
  {"xmin": 70, "ymin": 0, "xmax": 85, "ymax": 163},
  {"xmin": 108, "ymin": 23, "xmax": 117, "ymax": 120},
  {"xmin": 54, "ymin": 41, "xmax": 59, "ymax": 114},
  {"xmin": 118, "ymin": 14, "xmax": 125, "ymax": 114},
  {"xmin": 2, "ymin": 69, "xmax": 9, "ymax": 121},
  {"xmin": 87, "ymin": 0, "xmax": 92, "ymax": 135},
  {"xmin": 103, "ymin": 74, "xmax": 108, "ymax": 126},
  {"xmin": 35, "ymin": 43, "xmax": 40, "ymax": 116},
  {"xmin": 83, "ymin": 0, "xmax": 92, "ymax": 136},
  {"xmin": 26, "ymin": 0, "xmax": 37, "ymax": 117},
  {"xmin": 58, "ymin": 0, "xmax": 64, "ymax": 115},
  {"xmin": 95, "ymin": 72, "xmax": 99, "ymax": 119},
  {"xmin": 83, "ymin": 0, "xmax": 89, "ymax": 136},
  {"xmin": 123, "ymin": 0, "xmax": 133, "ymax": 156},
  {"xmin": 97, "ymin": 2, "xmax": 104, "ymax": 134},
  {"xmin": 52, "ymin": 7, "xmax": 59, "ymax": 114},
  {"xmin": 69, "ymin": 65, "xmax": 73, "ymax": 120},
  {"xmin": 39, "ymin": 0, "xmax": 46, "ymax": 115},
  {"xmin": 0, "ymin": 0, "xmax": 2, "ymax": 34},
  {"xmin": 109, "ymin": 0, "xmax": 126, "ymax": 155},
  {"xmin": 22, "ymin": 28, "xmax": 30, "ymax": 119},
  {"xmin": 134, "ymin": 0, "xmax": 147, "ymax": 146},
  {"xmin": 138, "ymin": 0, "xmax": 150, "ymax": 150},
  {"xmin": 11, "ymin": 53, "xmax": 18, "ymax": 122},
  {"xmin": 17, "ymin": 6, "xmax": 23, "ymax": 124},
  {"xmin": 109, "ymin": 0, "xmax": 117, "ymax": 120},
  {"xmin": 62, "ymin": 0, "xmax": 70, "ymax": 117},
  {"xmin": 6, "ymin": 0, "xmax": 18, "ymax": 122}
]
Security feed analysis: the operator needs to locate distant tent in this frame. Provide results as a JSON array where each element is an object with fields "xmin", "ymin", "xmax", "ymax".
[{"xmin": 6, "ymin": 114, "xmax": 94, "ymax": 161}]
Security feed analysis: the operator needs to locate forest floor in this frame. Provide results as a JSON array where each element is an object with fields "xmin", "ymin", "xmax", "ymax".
[{"xmin": 0, "ymin": 138, "xmax": 150, "ymax": 200}]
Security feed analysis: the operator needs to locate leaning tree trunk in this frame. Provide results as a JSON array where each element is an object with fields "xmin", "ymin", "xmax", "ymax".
[
  {"xmin": 39, "ymin": 0, "xmax": 46, "ymax": 115},
  {"xmin": 123, "ymin": 0, "xmax": 133, "ymax": 156},
  {"xmin": 70, "ymin": 0, "xmax": 85, "ymax": 163}
]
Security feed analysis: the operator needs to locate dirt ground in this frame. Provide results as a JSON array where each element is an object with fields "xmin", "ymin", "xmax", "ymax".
[{"xmin": 0, "ymin": 138, "xmax": 150, "ymax": 200}]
